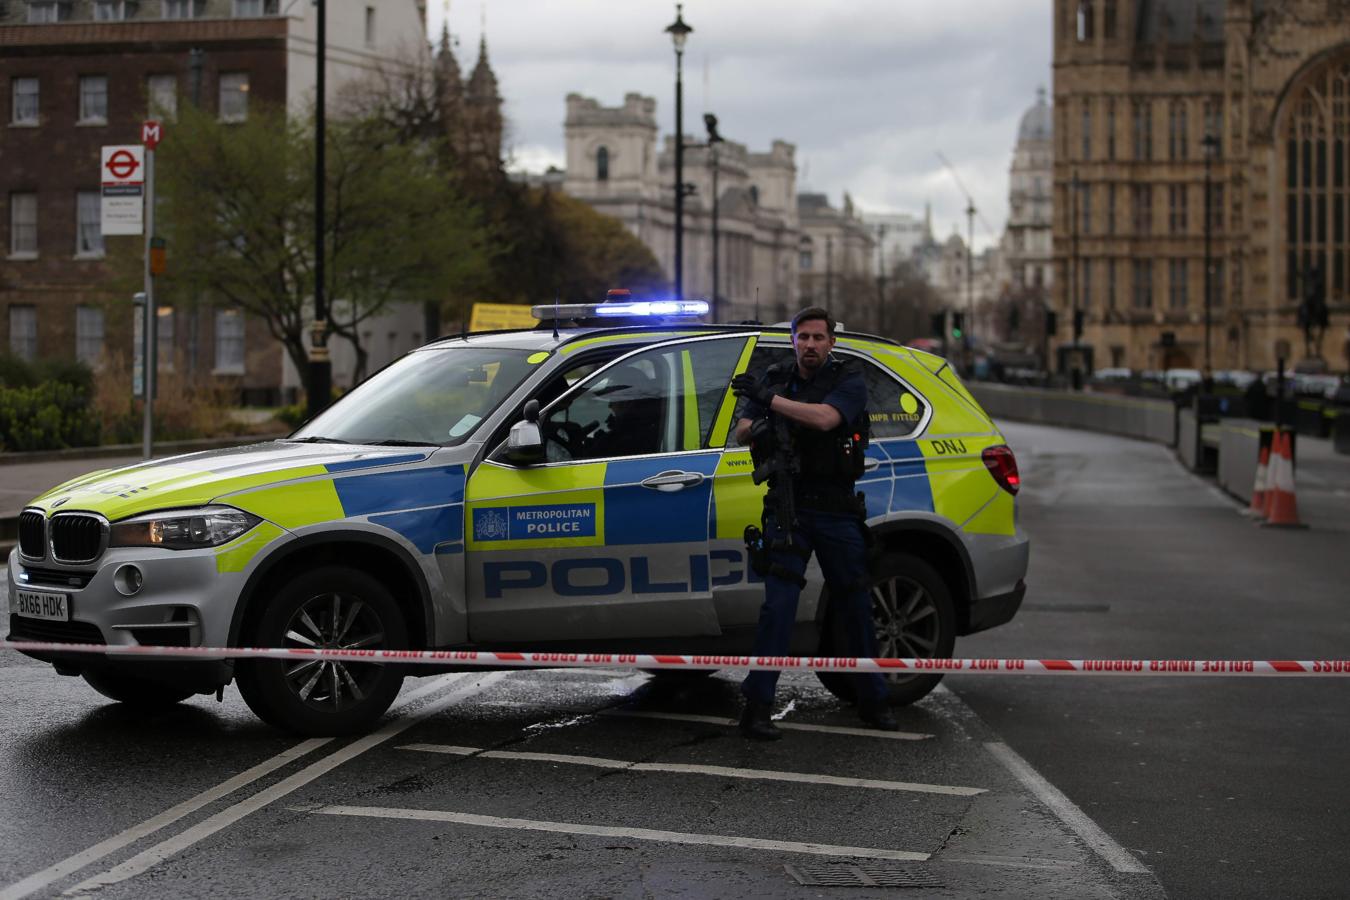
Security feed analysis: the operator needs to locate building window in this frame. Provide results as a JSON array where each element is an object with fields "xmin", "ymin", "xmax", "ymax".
[
  {"xmin": 364, "ymin": 6, "xmax": 376, "ymax": 46},
  {"xmin": 1133, "ymin": 184, "xmax": 1152, "ymax": 234},
  {"xmin": 1106, "ymin": 97, "xmax": 1116, "ymax": 160},
  {"xmin": 1133, "ymin": 99, "xmax": 1152, "ymax": 161},
  {"xmin": 1103, "ymin": 0, "xmax": 1117, "ymax": 38},
  {"xmin": 1209, "ymin": 259, "xmax": 1224, "ymax": 308},
  {"xmin": 1107, "ymin": 258, "xmax": 1117, "ymax": 310},
  {"xmin": 1081, "ymin": 99, "xmax": 1092, "ymax": 161},
  {"xmin": 157, "ymin": 306, "xmax": 175, "ymax": 371},
  {"xmin": 1283, "ymin": 61, "xmax": 1348, "ymax": 299},
  {"xmin": 1132, "ymin": 259, "xmax": 1153, "ymax": 309},
  {"xmin": 79, "ymin": 76, "xmax": 108, "ymax": 124},
  {"xmin": 1080, "ymin": 259, "xmax": 1092, "ymax": 311},
  {"xmin": 9, "ymin": 192, "xmax": 37, "ymax": 257},
  {"xmin": 1169, "ymin": 259, "xmax": 1189, "ymax": 310},
  {"xmin": 1168, "ymin": 100, "xmax": 1188, "ymax": 160},
  {"xmin": 748, "ymin": 185, "xmax": 760, "ymax": 205},
  {"xmin": 596, "ymin": 146, "xmax": 609, "ymax": 182},
  {"xmin": 219, "ymin": 72, "xmax": 249, "ymax": 122},
  {"xmin": 232, "ymin": 0, "xmax": 277, "ymax": 15},
  {"xmin": 27, "ymin": 2, "xmax": 69, "ymax": 22},
  {"xmin": 1169, "ymin": 184, "xmax": 1189, "ymax": 234},
  {"xmin": 163, "ymin": 0, "xmax": 204, "ymax": 17},
  {"xmin": 1079, "ymin": 182, "xmax": 1092, "ymax": 234},
  {"xmin": 76, "ymin": 305, "xmax": 104, "ymax": 367},
  {"xmin": 214, "ymin": 309, "xmax": 245, "ymax": 373},
  {"xmin": 1107, "ymin": 183, "xmax": 1116, "ymax": 235},
  {"xmin": 11, "ymin": 78, "xmax": 39, "ymax": 125},
  {"xmin": 1207, "ymin": 183, "xmax": 1223, "ymax": 232},
  {"xmin": 1202, "ymin": 98, "xmax": 1223, "ymax": 154},
  {"xmin": 76, "ymin": 191, "xmax": 103, "ymax": 257},
  {"xmin": 1076, "ymin": 0, "xmax": 1094, "ymax": 40},
  {"xmin": 148, "ymin": 74, "xmax": 178, "ymax": 118},
  {"xmin": 9, "ymin": 306, "xmax": 37, "ymax": 361},
  {"xmin": 94, "ymin": 0, "xmax": 133, "ymax": 20},
  {"xmin": 800, "ymin": 251, "xmax": 813, "ymax": 271}
]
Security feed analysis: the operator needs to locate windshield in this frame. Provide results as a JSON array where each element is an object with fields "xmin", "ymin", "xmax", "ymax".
[{"xmin": 292, "ymin": 346, "xmax": 538, "ymax": 446}]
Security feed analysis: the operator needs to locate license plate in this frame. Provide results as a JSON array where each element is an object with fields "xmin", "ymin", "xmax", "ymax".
[{"xmin": 14, "ymin": 589, "xmax": 69, "ymax": 622}]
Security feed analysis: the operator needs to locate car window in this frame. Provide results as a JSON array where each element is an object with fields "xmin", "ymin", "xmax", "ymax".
[
  {"xmin": 544, "ymin": 337, "xmax": 748, "ymax": 463},
  {"xmin": 724, "ymin": 345, "xmax": 928, "ymax": 442},
  {"xmin": 292, "ymin": 346, "xmax": 536, "ymax": 446},
  {"xmin": 861, "ymin": 362, "xmax": 929, "ymax": 438}
]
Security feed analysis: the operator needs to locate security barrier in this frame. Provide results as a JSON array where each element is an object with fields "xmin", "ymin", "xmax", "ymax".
[{"xmin": 969, "ymin": 384, "xmax": 1176, "ymax": 446}]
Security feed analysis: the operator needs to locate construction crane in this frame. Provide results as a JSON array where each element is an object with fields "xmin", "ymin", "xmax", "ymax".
[{"xmin": 935, "ymin": 151, "xmax": 998, "ymax": 362}]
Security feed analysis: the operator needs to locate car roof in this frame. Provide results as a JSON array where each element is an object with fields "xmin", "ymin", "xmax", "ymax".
[{"xmin": 416, "ymin": 322, "xmax": 908, "ymax": 355}]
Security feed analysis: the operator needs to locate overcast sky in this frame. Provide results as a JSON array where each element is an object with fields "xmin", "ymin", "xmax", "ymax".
[{"xmin": 426, "ymin": 1, "xmax": 1052, "ymax": 252}]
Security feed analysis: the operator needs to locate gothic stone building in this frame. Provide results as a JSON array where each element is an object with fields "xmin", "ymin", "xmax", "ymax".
[{"xmin": 1053, "ymin": 0, "xmax": 1349, "ymax": 374}]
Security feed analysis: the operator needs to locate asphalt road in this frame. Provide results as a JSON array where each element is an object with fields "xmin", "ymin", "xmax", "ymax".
[{"xmin": 1, "ymin": 420, "xmax": 1346, "ymax": 898}]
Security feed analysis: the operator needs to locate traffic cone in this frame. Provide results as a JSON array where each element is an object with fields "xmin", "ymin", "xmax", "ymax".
[
  {"xmin": 1246, "ymin": 440, "xmax": 1270, "ymax": 517},
  {"xmin": 1262, "ymin": 430, "xmax": 1281, "ymax": 519},
  {"xmin": 1262, "ymin": 430, "xmax": 1306, "ymax": 529}
]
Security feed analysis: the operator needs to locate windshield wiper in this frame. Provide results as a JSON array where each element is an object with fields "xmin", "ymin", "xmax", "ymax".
[
  {"xmin": 285, "ymin": 436, "xmax": 351, "ymax": 444},
  {"xmin": 360, "ymin": 439, "xmax": 443, "ymax": 447}
]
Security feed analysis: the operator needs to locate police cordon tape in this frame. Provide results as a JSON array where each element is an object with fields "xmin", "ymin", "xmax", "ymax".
[{"xmin": 3, "ymin": 640, "xmax": 1350, "ymax": 676}]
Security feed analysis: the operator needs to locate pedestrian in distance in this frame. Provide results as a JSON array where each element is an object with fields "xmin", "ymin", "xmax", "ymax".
[{"xmin": 730, "ymin": 307, "xmax": 900, "ymax": 740}]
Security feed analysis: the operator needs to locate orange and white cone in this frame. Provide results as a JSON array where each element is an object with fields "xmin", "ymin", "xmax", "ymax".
[
  {"xmin": 1246, "ymin": 442, "xmax": 1270, "ymax": 517},
  {"xmin": 1262, "ymin": 431, "xmax": 1306, "ymax": 529}
]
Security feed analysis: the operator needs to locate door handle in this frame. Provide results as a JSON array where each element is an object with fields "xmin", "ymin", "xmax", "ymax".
[
  {"xmin": 863, "ymin": 458, "xmax": 881, "ymax": 473},
  {"xmin": 641, "ymin": 470, "xmax": 705, "ymax": 492}
]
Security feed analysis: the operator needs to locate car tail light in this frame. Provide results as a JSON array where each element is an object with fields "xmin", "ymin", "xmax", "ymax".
[{"xmin": 982, "ymin": 444, "xmax": 1020, "ymax": 495}]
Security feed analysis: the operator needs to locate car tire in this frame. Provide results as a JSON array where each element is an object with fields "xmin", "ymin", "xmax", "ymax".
[
  {"xmin": 816, "ymin": 551, "xmax": 957, "ymax": 707},
  {"xmin": 236, "ymin": 566, "xmax": 408, "ymax": 737},
  {"xmin": 83, "ymin": 670, "xmax": 196, "ymax": 707}
]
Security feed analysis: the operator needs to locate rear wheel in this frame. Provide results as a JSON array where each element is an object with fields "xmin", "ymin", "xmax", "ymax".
[
  {"xmin": 83, "ymin": 670, "xmax": 195, "ymax": 708},
  {"xmin": 816, "ymin": 551, "xmax": 957, "ymax": 707},
  {"xmin": 236, "ymin": 566, "xmax": 408, "ymax": 736}
]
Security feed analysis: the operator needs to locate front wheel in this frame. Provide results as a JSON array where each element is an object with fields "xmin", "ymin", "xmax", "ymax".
[
  {"xmin": 816, "ymin": 551, "xmax": 957, "ymax": 707},
  {"xmin": 236, "ymin": 566, "xmax": 408, "ymax": 736}
]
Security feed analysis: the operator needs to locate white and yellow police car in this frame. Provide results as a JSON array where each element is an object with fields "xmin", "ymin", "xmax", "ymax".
[{"xmin": 8, "ymin": 300, "xmax": 1028, "ymax": 735}]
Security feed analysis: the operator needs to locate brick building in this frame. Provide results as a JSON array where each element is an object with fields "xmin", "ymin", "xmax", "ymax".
[
  {"xmin": 1053, "ymin": 0, "xmax": 1349, "ymax": 375},
  {"xmin": 1, "ymin": 0, "xmax": 426, "ymax": 402}
]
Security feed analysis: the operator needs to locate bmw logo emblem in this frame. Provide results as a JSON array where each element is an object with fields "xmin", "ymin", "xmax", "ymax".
[{"xmin": 51, "ymin": 496, "xmax": 69, "ymax": 508}]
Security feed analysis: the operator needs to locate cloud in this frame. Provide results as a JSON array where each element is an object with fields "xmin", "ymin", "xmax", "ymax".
[{"xmin": 429, "ymin": 1, "xmax": 1050, "ymax": 251}]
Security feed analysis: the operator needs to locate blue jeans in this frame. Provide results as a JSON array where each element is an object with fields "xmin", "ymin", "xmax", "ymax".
[{"xmin": 740, "ymin": 509, "xmax": 888, "ymax": 707}]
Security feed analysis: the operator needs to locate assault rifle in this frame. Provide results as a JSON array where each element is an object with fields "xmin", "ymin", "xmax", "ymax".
[{"xmin": 743, "ymin": 411, "xmax": 807, "ymax": 585}]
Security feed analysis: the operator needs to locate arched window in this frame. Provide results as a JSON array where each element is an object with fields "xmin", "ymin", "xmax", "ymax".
[
  {"xmin": 596, "ymin": 146, "xmax": 609, "ymax": 181},
  {"xmin": 1076, "ymin": 0, "xmax": 1094, "ymax": 41},
  {"xmin": 1283, "ymin": 58, "xmax": 1350, "ymax": 300},
  {"xmin": 1102, "ymin": 0, "xmax": 1116, "ymax": 38}
]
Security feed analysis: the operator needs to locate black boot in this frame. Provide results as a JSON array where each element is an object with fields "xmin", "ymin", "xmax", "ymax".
[
  {"xmin": 859, "ymin": 703, "xmax": 901, "ymax": 732},
  {"xmin": 739, "ymin": 700, "xmax": 783, "ymax": 741}
]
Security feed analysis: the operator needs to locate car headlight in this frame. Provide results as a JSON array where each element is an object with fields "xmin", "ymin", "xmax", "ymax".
[{"xmin": 109, "ymin": 506, "xmax": 262, "ymax": 550}]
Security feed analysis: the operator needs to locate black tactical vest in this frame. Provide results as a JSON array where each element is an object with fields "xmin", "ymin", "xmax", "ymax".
[{"xmin": 763, "ymin": 358, "xmax": 869, "ymax": 512}]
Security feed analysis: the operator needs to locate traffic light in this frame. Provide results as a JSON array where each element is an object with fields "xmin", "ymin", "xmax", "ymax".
[
  {"xmin": 1073, "ymin": 308, "xmax": 1085, "ymax": 337},
  {"xmin": 951, "ymin": 312, "xmax": 964, "ymax": 340}
]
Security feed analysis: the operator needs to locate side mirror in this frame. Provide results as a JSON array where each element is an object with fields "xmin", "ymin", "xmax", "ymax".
[
  {"xmin": 522, "ymin": 399, "xmax": 541, "ymax": 423},
  {"xmin": 505, "ymin": 419, "xmax": 545, "ymax": 465}
]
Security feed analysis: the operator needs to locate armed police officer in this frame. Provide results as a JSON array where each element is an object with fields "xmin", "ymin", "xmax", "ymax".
[{"xmin": 731, "ymin": 307, "xmax": 899, "ymax": 740}]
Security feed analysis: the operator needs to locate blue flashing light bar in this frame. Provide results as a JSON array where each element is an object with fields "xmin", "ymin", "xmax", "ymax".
[
  {"xmin": 593, "ymin": 299, "xmax": 709, "ymax": 318},
  {"xmin": 531, "ymin": 299, "xmax": 710, "ymax": 321}
]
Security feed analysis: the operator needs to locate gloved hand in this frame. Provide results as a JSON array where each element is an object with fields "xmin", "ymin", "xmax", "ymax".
[{"xmin": 732, "ymin": 373, "xmax": 777, "ymax": 409}]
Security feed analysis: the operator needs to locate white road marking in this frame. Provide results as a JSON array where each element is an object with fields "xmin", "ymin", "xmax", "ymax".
[
  {"xmin": 399, "ymin": 743, "xmax": 984, "ymax": 796},
  {"xmin": 0, "ymin": 739, "xmax": 332, "ymax": 900},
  {"xmin": 302, "ymin": 804, "xmax": 931, "ymax": 861},
  {"xmin": 985, "ymin": 742, "xmax": 1149, "ymax": 875},
  {"xmin": 601, "ymin": 709, "xmax": 934, "ymax": 740},
  {"xmin": 62, "ymin": 672, "xmax": 507, "ymax": 896}
]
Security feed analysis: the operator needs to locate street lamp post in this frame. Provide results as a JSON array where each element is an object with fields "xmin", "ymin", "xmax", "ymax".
[
  {"xmin": 875, "ymin": 223, "xmax": 887, "ymax": 336},
  {"xmin": 308, "ymin": 0, "xmax": 331, "ymax": 419},
  {"xmin": 703, "ymin": 113, "xmax": 723, "ymax": 322},
  {"xmin": 965, "ymin": 200, "xmax": 975, "ymax": 370},
  {"xmin": 1070, "ymin": 171, "xmax": 1082, "ymax": 390},
  {"xmin": 665, "ymin": 5, "xmax": 692, "ymax": 302},
  {"xmin": 1202, "ymin": 133, "xmax": 1219, "ymax": 375}
]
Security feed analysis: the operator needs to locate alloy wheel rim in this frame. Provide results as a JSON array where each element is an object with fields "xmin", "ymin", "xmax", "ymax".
[
  {"xmin": 280, "ymin": 592, "xmax": 387, "ymax": 711},
  {"xmin": 870, "ymin": 575, "xmax": 940, "ymax": 682}
]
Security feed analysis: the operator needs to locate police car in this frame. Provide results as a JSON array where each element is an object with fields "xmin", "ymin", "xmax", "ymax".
[{"xmin": 8, "ymin": 299, "xmax": 1028, "ymax": 735}]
